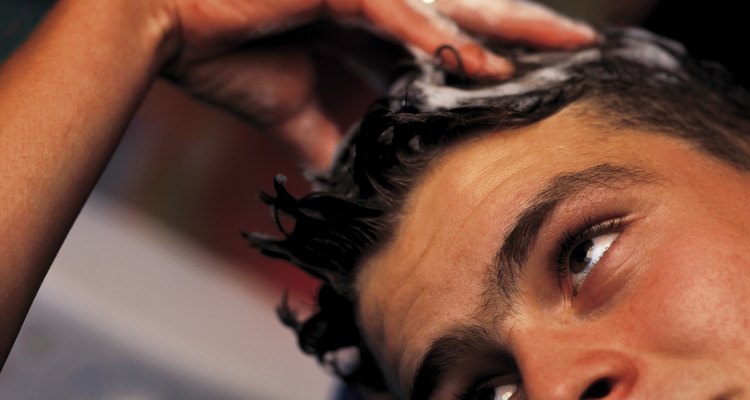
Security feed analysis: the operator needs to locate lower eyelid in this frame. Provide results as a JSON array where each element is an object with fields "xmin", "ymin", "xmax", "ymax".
[
  {"xmin": 556, "ymin": 217, "xmax": 629, "ymax": 296},
  {"xmin": 573, "ymin": 229, "xmax": 641, "ymax": 312},
  {"xmin": 571, "ymin": 231, "xmax": 621, "ymax": 292},
  {"xmin": 465, "ymin": 375, "xmax": 522, "ymax": 399}
]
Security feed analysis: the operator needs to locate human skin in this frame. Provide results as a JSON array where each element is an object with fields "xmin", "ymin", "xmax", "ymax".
[
  {"xmin": 357, "ymin": 103, "xmax": 750, "ymax": 399},
  {"xmin": 0, "ymin": 0, "xmax": 597, "ymax": 368}
]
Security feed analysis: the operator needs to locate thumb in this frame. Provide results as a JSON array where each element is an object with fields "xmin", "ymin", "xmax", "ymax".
[{"xmin": 269, "ymin": 99, "xmax": 342, "ymax": 172}]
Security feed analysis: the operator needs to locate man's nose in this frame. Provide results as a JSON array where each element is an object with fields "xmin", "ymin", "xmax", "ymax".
[{"xmin": 515, "ymin": 332, "xmax": 639, "ymax": 399}]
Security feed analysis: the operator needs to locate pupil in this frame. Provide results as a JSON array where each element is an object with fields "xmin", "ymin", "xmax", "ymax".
[{"xmin": 570, "ymin": 239, "xmax": 593, "ymax": 273}]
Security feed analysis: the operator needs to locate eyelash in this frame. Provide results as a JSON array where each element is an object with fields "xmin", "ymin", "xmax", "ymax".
[
  {"xmin": 457, "ymin": 382, "xmax": 487, "ymax": 400},
  {"xmin": 455, "ymin": 218, "xmax": 629, "ymax": 400},
  {"xmin": 457, "ymin": 375, "xmax": 521, "ymax": 400},
  {"xmin": 555, "ymin": 216, "xmax": 627, "ymax": 295},
  {"xmin": 449, "ymin": 218, "xmax": 630, "ymax": 400}
]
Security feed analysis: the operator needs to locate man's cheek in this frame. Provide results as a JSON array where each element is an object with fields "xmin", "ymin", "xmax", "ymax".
[{"xmin": 628, "ymin": 236, "xmax": 750, "ymax": 359}]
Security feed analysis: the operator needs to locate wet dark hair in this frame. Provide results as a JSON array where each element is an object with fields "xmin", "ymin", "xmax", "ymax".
[{"xmin": 246, "ymin": 28, "xmax": 750, "ymax": 392}]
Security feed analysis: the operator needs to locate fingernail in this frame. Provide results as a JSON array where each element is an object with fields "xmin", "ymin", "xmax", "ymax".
[
  {"xmin": 479, "ymin": 51, "xmax": 515, "ymax": 80},
  {"xmin": 457, "ymin": 44, "xmax": 514, "ymax": 80},
  {"xmin": 572, "ymin": 21, "xmax": 599, "ymax": 42},
  {"xmin": 557, "ymin": 19, "xmax": 600, "ymax": 47},
  {"xmin": 553, "ymin": 22, "xmax": 602, "ymax": 49}
]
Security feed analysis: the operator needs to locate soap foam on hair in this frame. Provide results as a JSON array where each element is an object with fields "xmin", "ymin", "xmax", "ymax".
[{"xmin": 391, "ymin": 28, "xmax": 686, "ymax": 112}]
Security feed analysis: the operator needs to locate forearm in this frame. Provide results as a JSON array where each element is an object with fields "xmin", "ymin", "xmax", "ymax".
[{"xmin": 0, "ymin": 0, "xmax": 175, "ymax": 365}]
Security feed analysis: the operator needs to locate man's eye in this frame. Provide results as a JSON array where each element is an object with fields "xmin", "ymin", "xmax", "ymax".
[
  {"xmin": 461, "ymin": 380, "xmax": 521, "ymax": 400},
  {"xmin": 566, "ymin": 233, "xmax": 618, "ymax": 290},
  {"xmin": 557, "ymin": 218, "xmax": 625, "ymax": 294}
]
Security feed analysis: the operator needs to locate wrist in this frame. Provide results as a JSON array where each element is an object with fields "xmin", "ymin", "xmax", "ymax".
[
  {"xmin": 56, "ymin": 0, "xmax": 181, "ymax": 74},
  {"xmin": 144, "ymin": 0, "xmax": 183, "ymax": 72},
  {"xmin": 121, "ymin": 0, "xmax": 183, "ymax": 73}
]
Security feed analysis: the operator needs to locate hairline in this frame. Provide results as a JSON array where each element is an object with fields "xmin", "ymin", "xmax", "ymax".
[{"xmin": 349, "ymin": 97, "xmax": 750, "ymax": 394}]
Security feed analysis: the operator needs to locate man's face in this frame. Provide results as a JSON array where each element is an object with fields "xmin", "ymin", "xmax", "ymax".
[{"xmin": 356, "ymin": 104, "xmax": 750, "ymax": 399}]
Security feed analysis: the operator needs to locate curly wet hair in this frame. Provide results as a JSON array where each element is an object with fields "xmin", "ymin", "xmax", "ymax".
[{"xmin": 246, "ymin": 28, "xmax": 750, "ymax": 392}]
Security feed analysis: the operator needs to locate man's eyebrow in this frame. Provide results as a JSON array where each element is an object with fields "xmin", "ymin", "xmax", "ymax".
[
  {"xmin": 493, "ymin": 163, "xmax": 657, "ymax": 305},
  {"xmin": 407, "ymin": 164, "xmax": 655, "ymax": 400},
  {"xmin": 410, "ymin": 324, "xmax": 507, "ymax": 400}
]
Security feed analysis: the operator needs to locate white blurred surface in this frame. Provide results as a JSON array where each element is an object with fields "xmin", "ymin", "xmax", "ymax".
[{"xmin": 0, "ymin": 195, "xmax": 334, "ymax": 399}]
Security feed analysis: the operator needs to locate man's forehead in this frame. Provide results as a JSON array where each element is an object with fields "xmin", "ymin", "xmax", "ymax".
[
  {"xmin": 355, "ymin": 131, "xmax": 529, "ymax": 390},
  {"xmin": 359, "ymin": 104, "xmax": 627, "ymax": 289},
  {"xmin": 355, "ymin": 106, "xmax": 678, "ymax": 393},
  {"xmin": 355, "ymin": 110, "xmax": 577, "ymax": 378}
]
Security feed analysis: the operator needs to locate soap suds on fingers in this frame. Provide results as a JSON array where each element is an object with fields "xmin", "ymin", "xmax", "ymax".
[{"xmin": 389, "ymin": 28, "xmax": 687, "ymax": 112}]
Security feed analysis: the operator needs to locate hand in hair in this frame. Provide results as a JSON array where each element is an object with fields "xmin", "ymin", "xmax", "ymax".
[
  {"xmin": 160, "ymin": 0, "xmax": 598, "ymax": 170},
  {"xmin": 0, "ymin": 0, "xmax": 593, "ymax": 370}
]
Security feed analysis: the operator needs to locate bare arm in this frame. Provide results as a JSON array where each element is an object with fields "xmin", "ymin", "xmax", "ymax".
[
  {"xmin": 0, "ymin": 0, "xmax": 595, "ymax": 368},
  {"xmin": 0, "ymin": 0, "xmax": 174, "ymax": 364}
]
